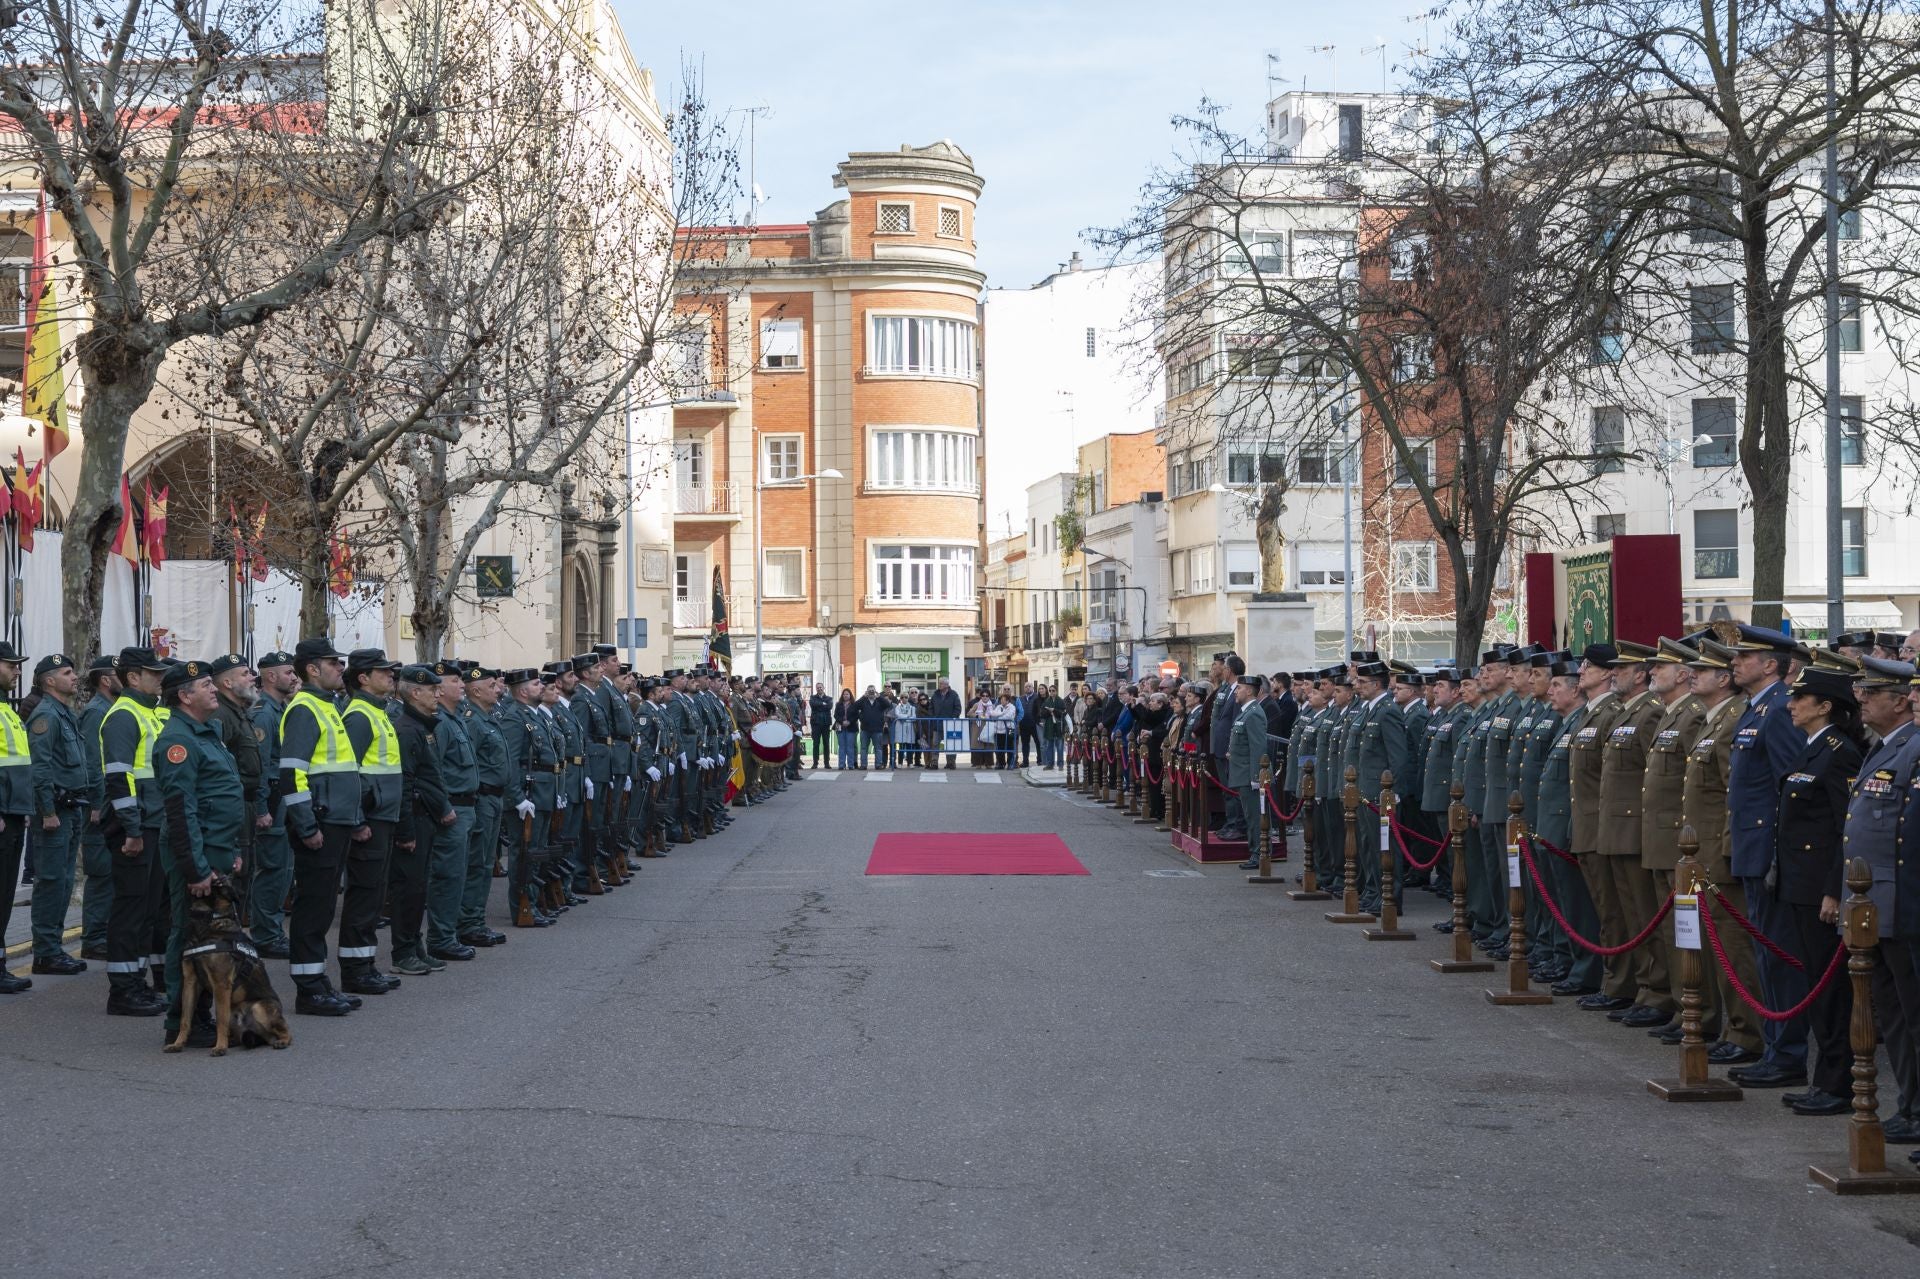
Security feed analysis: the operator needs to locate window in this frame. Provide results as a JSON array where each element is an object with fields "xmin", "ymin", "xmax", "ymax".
[
  {"xmin": 0, "ymin": 259, "xmax": 26, "ymax": 330},
  {"xmin": 1841, "ymin": 507, "xmax": 1866, "ymax": 577},
  {"xmin": 1693, "ymin": 509, "xmax": 1738, "ymax": 579},
  {"xmin": 1590, "ymin": 312, "xmax": 1625, "ymax": 364},
  {"xmin": 1226, "ymin": 343, "xmax": 1286, "ymax": 381},
  {"xmin": 1227, "ymin": 450, "xmax": 1288, "ymax": 484},
  {"xmin": 1388, "ymin": 233, "xmax": 1429, "ymax": 280},
  {"xmin": 868, "ymin": 314, "xmax": 977, "ymax": 379},
  {"xmin": 1293, "ymin": 231, "xmax": 1358, "ymax": 279},
  {"xmin": 763, "ymin": 549, "xmax": 805, "ymax": 599},
  {"xmin": 871, "ymin": 543, "xmax": 975, "ymax": 605},
  {"xmin": 1084, "ymin": 326, "xmax": 1096, "ymax": 357},
  {"xmin": 876, "ymin": 201, "xmax": 913, "ymax": 233},
  {"xmin": 1591, "ymin": 406, "xmax": 1626, "ymax": 473},
  {"xmin": 762, "ymin": 435, "xmax": 802, "ymax": 483},
  {"xmin": 1692, "ymin": 398, "xmax": 1736, "ymax": 467},
  {"xmin": 1392, "ymin": 335, "xmax": 1433, "ymax": 382},
  {"xmin": 1839, "ymin": 288, "xmax": 1863, "ymax": 353},
  {"xmin": 1221, "ymin": 544, "xmax": 1258, "ymax": 590},
  {"xmin": 1391, "ymin": 542, "xmax": 1438, "ymax": 592},
  {"xmin": 1166, "ymin": 452, "xmax": 1184, "ymax": 498},
  {"xmin": 1182, "ymin": 453, "xmax": 1212, "ymax": 494},
  {"xmin": 1593, "ymin": 513, "xmax": 1627, "ymax": 541},
  {"xmin": 1337, "ymin": 104, "xmax": 1364, "ymax": 160},
  {"xmin": 1089, "ymin": 566, "xmax": 1125, "ymax": 621},
  {"xmin": 938, "ymin": 205, "xmax": 962, "ymax": 239},
  {"xmin": 1299, "ymin": 441, "xmax": 1353, "ymax": 485},
  {"xmin": 1228, "ymin": 233, "xmax": 1288, "ymax": 276},
  {"xmin": 868, "ymin": 428, "xmax": 977, "ymax": 492},
  {"xmin": 1840, "ymin": 396, "xmax": 1865, "ymax": 466},
  {"xmin": 760, "ymin": 318, "xmax": 803, "ymax": 369},
  {"xmin": 674, "ymin": 554, "xmax": 693, "ymax": 601},
  {"xmin": 1186, "ymin": 546, "xmax": 1215, "ymax": 593},
  {"xmin": 672, "ymin": 438, "xmax": 705, "ymax": 491},
  {"xmin": 1295, "ymin": 543, "xmax": 1348, "ymax": 589},
  {"xmin": 1838, "ymin": 172, "xmax": 1861, "ymax": 241},
  {"xmin": 1394, "ymin": 439, "xmax": 1435, "ymax": 488},
  {"xmin": 1690, "ymin": 285, "xmax": 1736, "ymax": 353},
  {"xmin": 661, "ymin": 327, "xmax": 713, "ymax": 400},
  {"xmin": 1170, "ymin": 353, "xmax": 1212, "ymax": 396},
  {"xmin": 1687, "ymin": 173, "xmax": 1736, "ymax": 243}
]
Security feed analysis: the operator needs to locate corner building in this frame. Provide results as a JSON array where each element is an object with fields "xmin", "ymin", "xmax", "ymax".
[{"xmin": 672, "ymin": 142, "xmax": 985, "ymax": 692}]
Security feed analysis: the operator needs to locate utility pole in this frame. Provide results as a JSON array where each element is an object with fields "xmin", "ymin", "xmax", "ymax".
[{"xmin": 1823, "ymin": 0, "xmax": 1844, "ymax": 641}]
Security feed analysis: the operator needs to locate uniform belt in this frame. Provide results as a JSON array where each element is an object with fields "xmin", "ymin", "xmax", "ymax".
[
  {"xmin": 568, "ymin": 755, "xmax": 583, "ymax": 765},
  {"xmin": 549, "ymin": 764, "xmax": 563, "ymax": 774},
  {"xmin": 596, "ymin": 736, "xmax": 616, "ymax": 745},
  {"xmin": 477, "ymin": 783, "xmax": 503, "ymax": 798},
  {"xmin": 450, "ymin": 793, "xmax": 476, "ymax": 807}
]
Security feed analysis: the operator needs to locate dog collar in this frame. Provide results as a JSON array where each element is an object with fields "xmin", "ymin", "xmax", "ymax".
[{"xmin": 182, "ymin": 939, "xmax": 259, "ymax": 960}]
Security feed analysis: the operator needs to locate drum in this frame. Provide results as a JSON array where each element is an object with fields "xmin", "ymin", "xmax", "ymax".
[{"xmin": 749, "ymin": 718, "xmax": 794, "ymax": 764}]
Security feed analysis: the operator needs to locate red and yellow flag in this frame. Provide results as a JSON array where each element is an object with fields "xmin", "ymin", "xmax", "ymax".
[
  {"xmin": 109, "ymin": 473, "xmax": 140, "ymax": 565},
  {"xmin": 141, "ymin": 477, "xmax": 168, "ymax": 568},
  {"xmin": 13, "ymin": 450, "xmax": 41, "ymax": 552},
  {"xmin": 328, "ymin": 531, "xmax": 353, "ymax": 597},
  {"xmin": 24, "ymin": 190, "xmax": 69, "ymax": 461}
]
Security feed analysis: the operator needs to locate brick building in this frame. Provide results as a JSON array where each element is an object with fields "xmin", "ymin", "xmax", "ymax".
[{"xmin": 671, "ymin": 141, "xmax": 986, "ymax": 692}]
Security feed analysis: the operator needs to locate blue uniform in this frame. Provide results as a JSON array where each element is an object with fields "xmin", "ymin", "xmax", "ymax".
[{"xmin": 1726, "ymin": 680, "xmax": 1806, "ymax": 1070}]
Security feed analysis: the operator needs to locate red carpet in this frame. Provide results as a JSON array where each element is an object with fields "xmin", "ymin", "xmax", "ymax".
[{"xmin": 864, "ymin": 832, "xmax": 1089, "ymax": 876}]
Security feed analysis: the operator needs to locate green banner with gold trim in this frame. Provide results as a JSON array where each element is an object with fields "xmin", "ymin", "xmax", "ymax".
[{"xmin": 1565, "ymin": 551, "xmax": 1612, "ymax": 650}]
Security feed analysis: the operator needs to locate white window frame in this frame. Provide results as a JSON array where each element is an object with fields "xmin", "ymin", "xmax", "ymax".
[
  {"xmin": 1387, "ymin": 232, "xmax": 1428, "ymax": 280},
  {"xmin": 875, "ymin": 201, "xmax": 915, "ymax": 235},
  {"xmin": 1295, "ymin": 543, "xmax": 1347, "ymax": 590},
  {"xmin": 759, "ymin": 317, "xmax": 804, "ymax": 370},
  {"xmin": 1297, "ymin": 441, "xmax": 1355, "ymax": 487},
  {"xmin": 865, "ymin": 311, "xmax": 978, "ymax": 382},
  {"xmin": 761, "ymin": 434, "xmax": 803, "ymax": 485},
  {"xmin": 1291, "ymin": 231, "xmax": 1358, "ymax": 280},
  {"xmin": 868, "ymin": 540, "xmax": 978, "ymax": 608},
  {"xmin": 762, "ymin": 548, "xmax": 806, "ymax": 599},
  {"xmin": 1391, "ymin": 541, "xmax": 1439, "ymax": 593},
  {"xmin": 1224, "ymin": 543, "xmax": 1259, "ymax": 591},
  {"xmin": 1392, "ymin": 334, "xmax": 1434, "ymax": 383},
  {"xmin": 866, "ymin": 426, "xmax": 979, "ymax": 494},
  {"xmin": 0, "ymin": 256, "xmax": 29, "ymax": 331},
  {"xmin": 937, "ymin": 204, "xmax": 964, "ymax": 240},
  {"xmin": 1393, "ymin": 438, "xmax": 1435, "ymax": 489}
]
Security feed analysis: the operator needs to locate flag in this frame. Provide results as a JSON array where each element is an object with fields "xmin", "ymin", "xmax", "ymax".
[
  {"xmin": 328, "ymin": 532, "xmax": 353, "ymax": 597},
  {"xmin": 109, "ymin": 473, "xmax": 140, "ymax": 565},
  {"xmin": 23, "ymin": 190, "xmax": 70, "ymax": 461},
  {"xmin": 14, "ymin": 450, "xmax": 42, "ymax": 552},
  {"xmin": 229, "ymin": 500, "xmax": 247, "ymax": 578},
  {"xmin": 707, "ymin": 566, "xmax": 731, "ymax": 675},
  {"xmin": 250, "ymin": 500, "xmax": 269, "ymax": 582},
  {"xmin": 141, "ymin": 477, "xmax": 168, "ymax": 569},
  {"xmin": 0, "ymin": 468, "xmax": 12, "ymax": 524},
  {"xmin": 723, "ymin": 749, "xmax": 744, "ymax": 806}
]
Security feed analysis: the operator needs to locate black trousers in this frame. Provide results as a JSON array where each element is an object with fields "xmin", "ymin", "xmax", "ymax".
[
  {"xmin": 384, "ymin": 816, "xmax": 429, "ymax": 960},
  {"xmin": 1872, "ymin": 936, "xmax": 1920, "ymax": 1121},
  {"xmin": 1018, "ymin": 724, "xmax": 1038, "ymax": 765},
  {"xmin": 811, "ymin": 728, "xmax": 830, "ymax": 765},
  {"xmin": 0, "ymin": 813, "xmax": 23, "ymax": 964},
  {"xmin": 288, "ymin": 822, "xmax": 350, "ymax": 990},
  {"xmin": 1778, "ymin": 898, "xmax": 1853, "ymax": 1097},
  {"xmin": 103, "ymin": 820, "xmax": 164, "ymax": 993}
]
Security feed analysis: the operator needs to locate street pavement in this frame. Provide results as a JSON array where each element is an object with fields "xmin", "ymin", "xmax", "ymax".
[{"xmin": 8, "ymin": 769, "xmax": 1920, "ymax": 1278}]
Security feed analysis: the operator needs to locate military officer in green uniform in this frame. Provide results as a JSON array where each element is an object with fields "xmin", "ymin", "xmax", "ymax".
[
  {"xmin": 1566, "ymin": 645, "xmax": 1623, "ymax": 1006},
  {"xmin": 391, "ymin": 663, "xmax": 455, "ymax": 972},
  {"xmin": 1513, "ymin": 649, "xmax": 1567, "ymax": 979},
  {"xmin": 76, "ymin": 656, "xmax": 120, "ymax": 960},
  {"xmin": 1314, "ymin": 671, "xmax": 1351, "ymax": 891},
  {"xmin": 245, "ymin": 652, "xmax": 296, "ymax": 956},
  {"xmin": 1453, "ymin": 666, "xmax": 1495, "ymax": 942},
  {"xmin": 1420, "ymin": 669, "xmax": 1463, "ymax": 901},
  {"xmin": 662, "ymin": 669, "xmax": 698, "ymax": 841},
  {"xmin": 1284, "ymin": 675, "xmax": 1321, "ymax": 861},
  {"xmin": 1346, "ymin": 660, "xmax": 1408, "ymax": 915},
  {"xmin": 205, "ymin": 654, "xmax": 264, "ymax": 917},
  {"xmin": 498, "ymin": 669, "xmax": 555, "ymax": 927},
  {"xmin": 27, "ymin": 652, "xmax": 91, "ymax": 975},
  {"xmin": 633, "ymin": 677, "xmax": 668, "ymax": 856},
  {"xmin": 426, "ymin": 659, "xmax": 480, "ymax": 960},
  {"xmin": 571, "ymin": 652, "xmax": 614, "ymax": 886},
  {"xmin": 1222, "ymin": 676, "xmax": 1269, "ymax": 843},
  {"xmin": 596, "ymin": 649, "xmax": 635, "ymax": 872},
  {"xmin": 1535, "ymin": 659, "xmax": 1592, "ymax": 992},
  {"xmin": 154, "ymin": 659, "xmax": 245, "ymax": 1047},
  {"xmin": 1391, "ymin": 663, "xmax": 1431, "ymax": 879},
  {"xmin": 1475, "ymin": 647, "xmax": 1522, "ymax": 955},
  {"xmin": 277, "ymin": 637, "xmax": 366, "ymax": 1016},
  {"xmin": 458, "ymin": 665, "xmax": 510, "ymax": 947}
]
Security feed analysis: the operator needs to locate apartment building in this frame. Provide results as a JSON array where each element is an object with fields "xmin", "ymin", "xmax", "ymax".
[{"xmin": 669, "ymin": 141, "xmax": 987, "ymax": 691}]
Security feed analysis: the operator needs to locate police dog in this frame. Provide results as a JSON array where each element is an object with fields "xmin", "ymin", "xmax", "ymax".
[{"xmin": 164, "ymin": 876, "xmax": 292, "ymax": 1056}]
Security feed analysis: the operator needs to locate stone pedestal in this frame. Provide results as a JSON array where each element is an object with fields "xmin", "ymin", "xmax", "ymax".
[{"xmin": 1235, "ymin": 593, "xmax": 1316, "ymax": 672}]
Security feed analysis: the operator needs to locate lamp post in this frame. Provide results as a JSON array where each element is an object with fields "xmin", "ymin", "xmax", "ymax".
[{"xmin": 754, "ymin": 466, "xmax": 844, "ymax": 676}]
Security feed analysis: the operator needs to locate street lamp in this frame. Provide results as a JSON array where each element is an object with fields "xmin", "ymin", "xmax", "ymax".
[{"xmin": 753, "ymin": 466, "xmax": 844, "ymax": 676}]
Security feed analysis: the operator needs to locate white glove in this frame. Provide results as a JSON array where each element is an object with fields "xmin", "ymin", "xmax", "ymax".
[
  {"xmin": 647, "ymin": 766, "xmax": 661, "ymax": 782},
  {"xmin": 584, "ymin": 778, "xmax": 595, "ymax": 800},
  {"xmin": 666, "ymin": 762, "xmax": 675, "ymax": 775},
  {"xmin": 557, "ymin": 795, "xmax": 568, "ymax": 810},
  {"xmin": 732, "ymin": 731, "xmax": 741, "ymax": 741},
  {"xmin": 623, "ymin": 778, "xmax": 633, "ymax": 793},
  {"xmin": 678, "ymin": 752, "xmax": 687, "ymax": 766},
  {"xmin": 515, "ymin": 799, "xmax": 535, "ymax": 819}
]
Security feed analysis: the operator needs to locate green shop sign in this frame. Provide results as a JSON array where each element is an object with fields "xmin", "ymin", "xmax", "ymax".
[{"xmin": 878, "ymin": 647, "xmax": 948, "ymax": 676}]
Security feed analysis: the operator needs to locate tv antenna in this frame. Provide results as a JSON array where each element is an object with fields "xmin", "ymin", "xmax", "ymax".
[
  {"xmin": 1361, "ymin": 43, "xmax": 1388, "ymax": 92},
  {"xmin": 1308, "ymin": 44, "xmax": 1336, "ymax": 94}
]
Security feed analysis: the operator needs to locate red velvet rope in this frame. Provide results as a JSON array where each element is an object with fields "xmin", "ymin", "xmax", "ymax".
[
  {"xmin": 1392, "ymin": 823, "xmax": 1448, "ymax": 871},
  {"xmin": 1707, "ymin": 889, "xmax": 1805, "ymax": 970},
  {"xmin": 1518, "ymin": 838, "xmax": 1674, "ymax": 956},
  {"xmin": 1202, "ymin": 770, "xmax": 1240, "ymax": 797},
  {"xmin": 1699, "ymin": 896, "xmax": 1846, "ymax": 1022},
  {"xmin": 1266, "ymin": 777, "xmax": 1302, "ymax": 821},
  {"xmin": 1529, "ymin": 833, "xmax": 1582, "ymax": 867}
]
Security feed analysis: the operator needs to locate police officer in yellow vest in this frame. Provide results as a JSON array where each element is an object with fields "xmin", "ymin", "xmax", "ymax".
[
  {"xmin": 276, "ymin": 637, "xmax": 364, "ymax": 1017},
  {"xmin": 0, "ymin": 641, "xmax": 35, "ymax": 996},
  {"xmin": 99, "ymin": 646, "xmax": 172, "ymax": 1015},
  {"xmin": 340, "ymin": 648, "xmax": 406, "ymax": 994}
]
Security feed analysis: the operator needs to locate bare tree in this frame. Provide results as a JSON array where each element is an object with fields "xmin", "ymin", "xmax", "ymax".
[{"xmin": 1451, "ymin": 0, "xmax": 1920, "ymax": 630}]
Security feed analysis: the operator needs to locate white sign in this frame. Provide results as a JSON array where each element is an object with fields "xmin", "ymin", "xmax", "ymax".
[
  {"xmin": 1507, "ymin": 844, "xmax": 1522, "ymax": 889},
  {"xmin": 942, "ymin": 720, "xmax": 969, "ymax": 754},
  {"xmin": 1673, "ymin": 895, "xmax": 1701, "ymax": 950},
  {"xmin": 1089, "ymin": 622, "xmax": 1115, "ymax": 642},
  {"xmin": 1381, "ymin": 824, "xmax": 1391, "ymax": 853}
]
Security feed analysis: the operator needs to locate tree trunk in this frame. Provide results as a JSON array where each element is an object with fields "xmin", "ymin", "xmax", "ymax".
[
  {"xmin": 294, "ymin": 504, "xmax": 332, "ymax": 637},
  {"xmin": 61, "ymin": 364, "xmax": 162, "ymax": 656},
  {"xmin": 1445, "ymin": 532, "xmax": 1490, "ymax": 666},
  {"xmin": 1742, "ymin": 303, "xmax": 1793, "ymax": 634}
]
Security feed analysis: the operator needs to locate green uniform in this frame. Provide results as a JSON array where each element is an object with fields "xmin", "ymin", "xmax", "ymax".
[
  {"xmin": 27, "ymin": 693, "xmax": 90, "ymax": 960},
  {"xmin": 428, "ymin": 702, "xmax": 478, "ymax": 952},
  {"xmin": 78, "ymin": 690, "xmax": 114, "ymax": 952},
  {"xmin": 1455, "ymin": 698, "xmax": 1496, "ymax": 938},
  {"xmin": 1632, "ymin": 692, "xmax": 1703, "ymax": 1016},
  {"xmin": 248, "ymin": 691, "xmax": 291, "ymax": 949},
  {"xmin": 155, "ymin": 709, "xmax": 244, "ymax": 1034},
  {"xmin": 497, "ymin": 695, "xmax": 557, "ymax": 921},
  {"xmin": 461, "ymin": 698, "xmax": 509, "ymax": 937},
  {"xmin": 1513, "ymin": 697, "xmax": 1564, "ymax": 968},
  {"xmin": 101, "ymin": 691, "xmax": 167, "ymax": 995},
  {"xmin": 1346, "ymin": 692, "xmax": 1409, "ymax": 910},
  {"xmin": 1596, "ymin": 688, "xmax": 1663, "ymax": 1002},
  {"xmin": 1223, "ymin": 697, "xmax": 1268, "ymax": 840}
]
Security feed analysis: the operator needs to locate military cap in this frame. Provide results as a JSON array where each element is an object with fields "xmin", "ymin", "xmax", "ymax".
[
  {"xmin": 1686, "ymin": 639, "xmax": 1735, "ymax": 671},
  {"xmin": 1354, "ymin": 661, "xmax": 1391, "ymax": 680},
  {"xmin": 1651, "ymin": 637, "xmax": 1698, "ymax": 664},
  {"xmin": 428, "ymin": 659, "xmax": 463, "ymax": 680},
  {"xmin": 1479, "ymin": 646, "xmax": 1514, "ymax": 666},
  {"xmin": 161, "ymin": 659, "xmax": 210, "ymax": 691},
  {"xmin": 347, "ymin": 647, "xmax": 402, "ymax": 672},
  {"xmin": 33, "ymin": 652, "xmax": 73, "ymax": 676},
  {"xmin": 1830, "ymin": 630, "xmax": 1874, "ymax": 651},
  {"xmin": 208, "ymin": 653, "xmax": 251, "ymax": 677},
  {"xmin": 1430, "ymin": 668, "xmax": 1461, "ymax": 685},
  {"xmin": 1324, "ymin": 670, "xmax": 1352, "ymax": 687},
  {"xmin": 1611, "ymin": 639, "xmax": 1657, "ymax": 664},
  {"xmin": 1235, "ymin": 675, "xmax": 1262, "ymax": 689},
  {"xmin": 463, "ymin": 664, "xmax": 500, "ymax": 682},
  {"xmin": 1717, "ymin": 621, "xmax": 1798, "ymax": 654},
  {"xmin": 1516, "ymin": 642, "xmax": 1549, "ymax": 663},
  {"xmin": 1526, "ymin": 647, "xmax": 1556, "ymax": 667},
  {"xmin": 664, "ymin": 668, "xmax": 684, "ymax": 679},
  {"xmin": 1348, "ymin": 649, "xmax": 1380, "ymax": 664},
  {"xmin": 1548, "ymin": 660, "xmax": 1583, "ymax": 679},
  {"xmin": 1292, "ymin": 670, "xmax": 1317, "ymax": 684},
  {"xmin": 396, "ymin": 664, "xmax": 441, "ymax": 687},
  {"xmin": 1787, "ymin": 666, "xmax": 1856, "ymax": 708},
  {"xmin": 541, "ymin": 660, "xmax": 569, "ymax": 677},
  {"xmin": 1399, "ymin": 671, "xmax": 1427, "ymax": 686},
  {"xmin": 1579, "ymin": 643, "xmax": 1619, "ymax": 668},
  {"xmin": 504, "ymin": 668, "xmax": 542, "ymax": 686},
  {"xmin": 1211, "ymin": 651, "xmax": 1234, "ymax": 663},
  {"xmin": 1387, "ymin": 658, "xmax": 1419, "ymax": 676},
  {"xmin": 115, "ymin": 646, "xmax": 169, "ymax": 674},
  {"xmin": 592, "ymin": 643, "xmax": 618, "ymax": 658},
  {"xmin": 256, "ymin": 650, "xmax": 294, "ymax": 670},
  {"xmin": 293, "ymin": 636, "xmax": 343, "ymax": 663},
  {"xmin": 1856, "ymin": 656, "xmax": 1914, "ymax": 692},
  {"xmin": 570, "ymin": 653, "xmax": 596, "ymax": 672},
  {"xmin": 1808, "ymin": 647, "xmax": 1863, "ymax": 675},
  {"xmin": 618, "ymin": 663, "xmax": 632, "ymax": 675},
  {"xmin": 1876, "ymin": 631, "xmax": 1907, "ymax": 652},
  {"xmin": 1458, "ymin": 665, "xmax": 1480, "ymax": 681},
  {"xmin": 0, "ymin": 640, "xmax": 23, "ymax": 664}
]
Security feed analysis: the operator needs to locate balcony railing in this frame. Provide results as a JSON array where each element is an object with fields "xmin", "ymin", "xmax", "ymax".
[{"xmin": 672, "ymin": 482, "xmax": 742, "ymax": 518}]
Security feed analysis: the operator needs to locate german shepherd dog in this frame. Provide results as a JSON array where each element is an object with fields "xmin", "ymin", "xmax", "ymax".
[{"xmin": 164, "ymin": 876, "xmax": 292, "ymax": 1056}]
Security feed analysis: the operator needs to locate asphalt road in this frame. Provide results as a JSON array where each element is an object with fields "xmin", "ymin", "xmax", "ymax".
[{"xmin": 8, "ymin": 769, "xmax": 1920, "ymax": 1278}]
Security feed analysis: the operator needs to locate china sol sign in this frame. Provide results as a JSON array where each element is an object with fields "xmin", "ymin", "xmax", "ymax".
[{"xmin": 878, "ymin": 647, "xmax": 947, "ymax": 676}]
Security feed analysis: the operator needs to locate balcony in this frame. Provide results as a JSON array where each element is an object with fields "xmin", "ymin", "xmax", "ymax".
[
  {"xmin": 671, "ymin": 595, "xmax": 753, "ymax": 630},
  {"xmin": 672, "ymin": 482, "xmax": 744, "ymax": 522}
]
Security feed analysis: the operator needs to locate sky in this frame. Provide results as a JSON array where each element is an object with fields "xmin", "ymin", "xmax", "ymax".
[{"xmin": 617, "ymin": 0, "xmax": 1440, "ymax": 290}]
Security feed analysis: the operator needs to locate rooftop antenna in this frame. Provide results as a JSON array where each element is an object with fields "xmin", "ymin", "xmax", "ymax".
[
  {"xmin": 1264, "ymin": 51, "xmax": 1286, "ymax": 99},
  {"xmin": 1361, "ymin": 43, "xmax": 1388, "ymax": 93},
  {"xmin": 1405, "ymin": 7, "xmax": 1438, "ymax": 60},
  {"xmin": 743, "ymin": 103, "xmax": 771, "ymax": 227},
  {"xmin": 1308, "ymin": 44, "xmax": 1337, "ymax": 94}
]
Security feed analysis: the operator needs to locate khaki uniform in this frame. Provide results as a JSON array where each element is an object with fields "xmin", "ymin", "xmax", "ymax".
[
  {"xmin": 1632, "ymin": 693, "xmax": 1703, "ymax": 1014},
  {"xmin": 1681, "ymin": 695, "xmax": 1763, "ymax": 1051}
]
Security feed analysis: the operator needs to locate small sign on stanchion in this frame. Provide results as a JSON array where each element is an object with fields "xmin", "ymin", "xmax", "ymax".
[{"xmin": 1647, "ymin": 836, "xmax": 1741, "ymax": 1103}]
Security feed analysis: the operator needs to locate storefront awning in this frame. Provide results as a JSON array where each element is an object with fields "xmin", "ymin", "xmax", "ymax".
[{"xmin": 1782, "ymin": 600, "xmax": 1905, "ymax": 631}]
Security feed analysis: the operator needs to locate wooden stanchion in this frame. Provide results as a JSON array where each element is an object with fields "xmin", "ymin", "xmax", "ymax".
[
  {"xmin": 1171, "ymin": 757, "xmax": 1187, "ymax": 838},
  {"xmin": 1809, "ymin": 857, "xmax": 1920, "ymax": 1194},
  {"xmin": 1112, "ymin": 734, "xmax": 1130, "ymax": 809},
  {"xmin": 1485, "ymin": 791, "xmax": 1551, "ymax": 1005},
  {"xmin": 1325, "ymin": 766, "xmax": 1376, "ymax": 924},
  {"xmin": 1288, "ymin": 762, "xmax": 1329, "ymax": 901},
  {"xmin": 1648, "ymin": 831, "xmax": 1741, "ymax": 1102},
  {"xmin": 1065, "ymin": 731, "xmax": 1076, "ymax": 788},
  {"xmin": 1434, "ymin": 783, "xmax": 1493, "ymax": 973},
  {"xmin": 1156, "ymin": 742, "xmax": 1172, "ymax": 832},
  {"xmin": 1248, "ymin": 762, "xmax": 1282, "ymax": 884},
  {"xmin": 1364, "ymin": 769, "xmax": 1414, "ymax": 940},
  {"xmin": 1133, "ymin": 730, "xmax": 1153, "ymax": 823}
]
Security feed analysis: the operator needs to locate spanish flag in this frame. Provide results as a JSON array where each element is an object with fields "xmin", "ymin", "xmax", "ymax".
[
  {"xmin": 23, "ymin": 191, "xmax": 69, "ymax": 462},
  {"xmin": 142, "ymin": 477, "xmax": 168, "ymax": 568},
  {"xmin": 109, "ymin": 474, "xmax": 140, "ymax": 565},
  {"xmin": 13, "ymin": 450, "xmax": 41, "ymax": 552}
]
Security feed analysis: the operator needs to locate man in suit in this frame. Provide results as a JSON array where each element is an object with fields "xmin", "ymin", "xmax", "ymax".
[
  {"xmin": 1724, "ymin": 624, "xmax": 1814, "ymax": 1090},
  {"xmin": 1222, "ymin": 676, "xmax": 1269, "ymax": 847},
  {"xmin": 1347, "ymin": 660, "xmax": 1409, "ymax": 915}
]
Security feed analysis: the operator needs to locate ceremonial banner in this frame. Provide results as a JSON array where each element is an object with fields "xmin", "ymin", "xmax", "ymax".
[
  {"xmin": 708, "ymin": 567, "xmax": 731, "ymax": 675},
  {"xmin": 1564, "ymin": 551, "xmax": 1612, "ymax": 650}
]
